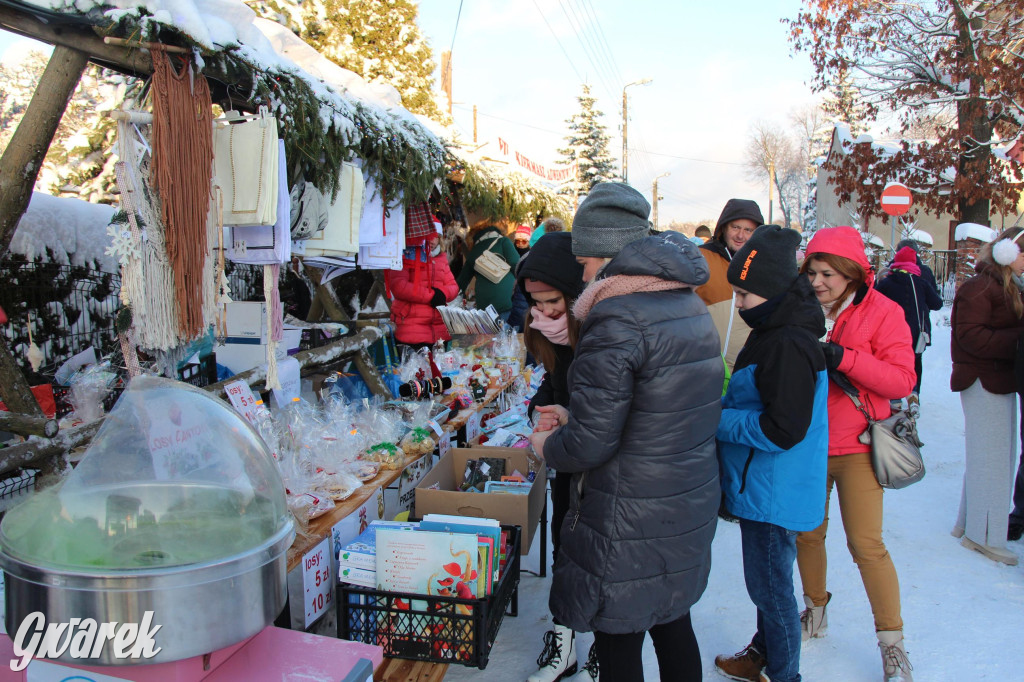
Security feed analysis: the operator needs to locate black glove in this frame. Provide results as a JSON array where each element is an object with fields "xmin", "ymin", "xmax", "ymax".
[
  {"xmin": 429, "ymin": 288, "xmax": 446, "ymax": 307},
  {"xmin": 821, "ymin": 341, "xmax": 844, "ymax": 370}
]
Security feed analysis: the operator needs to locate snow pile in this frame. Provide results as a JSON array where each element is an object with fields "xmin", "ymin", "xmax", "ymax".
[
  {"xmin": 9, "ymin": 192, "xmax": 116, "ymax": 271},
  {"xmin": 954, "ymin": 222, "xmax": 997, "ymax": 243}
]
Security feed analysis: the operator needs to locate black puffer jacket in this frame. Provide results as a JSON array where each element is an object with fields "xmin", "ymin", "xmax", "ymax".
[{"xmin": 543, "ymin": 231, "xmax": 723, "ymax": 634}]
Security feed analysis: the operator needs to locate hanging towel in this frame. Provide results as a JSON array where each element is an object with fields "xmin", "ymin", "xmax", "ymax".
[
  {"xmin": 212, "ymin": 109, "xmax": 279, "ymax": 226},
  {"xmin": 358, "ymin": 178, "xmax": 405, "ymax": 270},
  {"xmin": 303, "ymin": 162, "xmax": 364, "ymax": 257},
  {"xmin": 225, "ymin": 139, "xmax": 291, "ymax": 265}
]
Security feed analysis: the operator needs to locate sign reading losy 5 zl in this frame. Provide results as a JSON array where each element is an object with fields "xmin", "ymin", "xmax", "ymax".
[{"xmin": 9, "ymin": 611, "xmax": 162, "ymax": 671}]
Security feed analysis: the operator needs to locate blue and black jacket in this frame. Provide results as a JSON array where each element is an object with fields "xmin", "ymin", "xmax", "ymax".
[{"xmin": 717, "ymin": 276, "xmax": 829, "ymax": 532}]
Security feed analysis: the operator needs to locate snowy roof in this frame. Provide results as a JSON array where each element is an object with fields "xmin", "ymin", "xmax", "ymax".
[
  {"xmin": 12, "ymin": 0, "xmax": 446, "ymax": 203},
  {"xmin": 10, "ymin": 192, "xmax": 117, "ymax": 270},
  {"xmin": 954, "ymin": 222, "xmax": 997, "ymax": 243},
  {"xmin": 861, "ymin": 231, "xmax": 884, "ymax": 247},
  {"xmin": 908, "ymin": 228, "xmax": 933, "ymax": 246}
]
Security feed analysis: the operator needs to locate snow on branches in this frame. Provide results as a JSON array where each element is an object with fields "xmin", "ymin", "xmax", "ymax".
[{"xmin": 787, "ymin": 1, "xmax": 1024, "ymax": 223}]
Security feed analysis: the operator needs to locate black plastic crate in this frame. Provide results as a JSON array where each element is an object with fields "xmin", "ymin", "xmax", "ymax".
[
  {"xmin": 177, "ymin": 353, "xmax": 218, "ymax": 387},
  {"xmin": 338, "ymin": 524, "xmax": 521, "ymax": 669}
]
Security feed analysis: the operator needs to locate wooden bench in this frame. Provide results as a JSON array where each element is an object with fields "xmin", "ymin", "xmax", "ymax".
[{"xmin": 375, "ymin": 657, "xmax": 449, "ymax": 681}]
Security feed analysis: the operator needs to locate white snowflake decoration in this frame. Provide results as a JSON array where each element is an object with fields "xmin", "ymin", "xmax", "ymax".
[{"xmin": 105, "ymin": 223, "xmax": 140, "ymax": 264}]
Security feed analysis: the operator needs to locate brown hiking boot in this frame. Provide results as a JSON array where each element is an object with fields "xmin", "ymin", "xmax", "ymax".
[{"xmin": 714, "ymin": 644, "xmax": 765, "ymax": 681}]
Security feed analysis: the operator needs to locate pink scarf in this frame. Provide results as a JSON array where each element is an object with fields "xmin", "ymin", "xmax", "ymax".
[
  {"xmin": 572, "ymin": 275, "xmax": 689, "ymax": 320},
  {"xmin": 529, "ymin": 307, "xmax": 570, "ymax": 345}
]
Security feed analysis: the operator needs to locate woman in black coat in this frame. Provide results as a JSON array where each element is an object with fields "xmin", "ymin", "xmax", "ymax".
[
  {"xmin": 531, "ymin": 183, "xmax": 722, "ymax": 682},
  {"xmin": 518, "ymin": 233, "xmax": 587, "ymax": 682},
  {"xmin": 875, "ymin": 246, "xmax": 943, "ymax": 412}
]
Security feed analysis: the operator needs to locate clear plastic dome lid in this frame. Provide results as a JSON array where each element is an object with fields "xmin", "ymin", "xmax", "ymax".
[{"xmin": 1, "ymin": 376, "xmax": 291, "ymax": 570}]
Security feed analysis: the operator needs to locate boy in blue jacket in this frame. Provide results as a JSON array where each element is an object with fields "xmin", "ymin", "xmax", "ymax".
[{"xmin": 713, "ymin": 225, "xmax": 829, "ymax": 682}]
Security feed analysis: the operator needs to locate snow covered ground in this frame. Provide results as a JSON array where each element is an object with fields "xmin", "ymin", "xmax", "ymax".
[{"xmin": 447, "ymin": 308, "xmax": 1024, "ymax": 681}]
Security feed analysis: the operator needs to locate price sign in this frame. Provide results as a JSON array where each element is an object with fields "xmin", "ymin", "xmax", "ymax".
[
  {"xmin": 426, "ymin": 419, "xmax": 444, "ymax": 437},
  {"xmin": 225, "ymin": 379, "xmax": 260, "ymax": 425},
  {"xmin": 465, "ymin": 411, "xmax": 482, "ymax": 444},
  {"xmin": 302, "ymin": 537, "xmax": 333, "ymax": 626},
  {"xmin": 438, "ymin": 434, "xmax": 452, "ymax": 458}
]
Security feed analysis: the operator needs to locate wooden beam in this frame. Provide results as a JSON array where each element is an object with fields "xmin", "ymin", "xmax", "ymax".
[
  {"xmin": 0, "ymin": 421, "xmax": 101, "ymax": 477},
  {"xmin": 0, "ymin": 411, "xmax": 58, "ymax": 438},
  {"xmin": 0, "ymin": 340, "xmax": 44, "ymax": 417},
  {"xmin": 0, "ymin": 6, "xmax": 153, "ymax": 77},
  {"xmin": 0, "ymin": 43, "xmax": 89, "ymax": 258}
]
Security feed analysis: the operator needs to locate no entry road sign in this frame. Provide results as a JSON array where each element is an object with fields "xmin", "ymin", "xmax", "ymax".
[{"xmin": 881, "ymin": 182, "xmax": 912, "ymax": 217}]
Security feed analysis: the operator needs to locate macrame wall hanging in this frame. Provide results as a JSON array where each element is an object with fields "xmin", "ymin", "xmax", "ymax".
[
  {"xmin": 150, "ymin": 47, "xmax": 214, "ymax": 339},
  {"xmin": 109, "ymin": 107, "xmax": 181, "ymax": 353}
]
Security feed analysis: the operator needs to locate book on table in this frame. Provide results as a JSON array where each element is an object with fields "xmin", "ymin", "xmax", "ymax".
[
  {"xmin": 375, "ymin": 528, "xmax": 481, "ymax": 601},
  {"xmin": 418, "ymin": 514, "xmax": 501, "ymax": 594}
]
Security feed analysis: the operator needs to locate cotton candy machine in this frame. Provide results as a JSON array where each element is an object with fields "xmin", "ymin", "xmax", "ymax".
[{"xmin": 0, "ymin": 376, "xmax": 294, "ymax": 665}]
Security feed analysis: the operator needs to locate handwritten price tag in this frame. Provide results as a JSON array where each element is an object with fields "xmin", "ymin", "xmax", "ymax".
[
  {"xmin": 302, "ymin": 537, "xmax": 333, "ymax": 627},
  {"xmin": 225, "ymin": 379, "xmax": 260, "ymax": 425},
  {"xmin": 438, "ymin": 433, "xmax": 451, "ymax": 458},
  {"xmin": 465, "ymin": 411, "xmax": 482, "ymax": 444}
]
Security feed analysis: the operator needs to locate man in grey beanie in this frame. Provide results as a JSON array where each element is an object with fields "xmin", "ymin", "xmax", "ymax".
[{"xmin": 571, "ymin": 182, "xmax": 652, "ymax": 261}]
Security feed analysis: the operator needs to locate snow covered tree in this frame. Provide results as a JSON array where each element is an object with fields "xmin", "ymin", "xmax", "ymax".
[
  {"xmin": 788, "ymin": 1, "xmax": 1024, "ymax": 225},
  {"xmin": 820, "ymin": 69, "xmax": 869, "ymax": 137},
  {"xmin": 558, "ymin": 84, "xmax": 617, "ymax": 196},
  {"xmin": 247, "ymin": 0, "xmax": 443, "ymax": 121},
  {"xmin": 0, "ymin": 51, "xmax": 136, "ymax": 205}
]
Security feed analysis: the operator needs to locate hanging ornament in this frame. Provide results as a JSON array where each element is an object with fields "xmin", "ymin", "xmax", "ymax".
[{"xmin": 26, "ymin": 312, "xmax": 43, "ymax": 372}]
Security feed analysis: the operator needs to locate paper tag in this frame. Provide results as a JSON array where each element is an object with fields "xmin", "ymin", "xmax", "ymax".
[
  {"xmin": 271, "ymin": 356, "xmax": 301, "ymax": 407},
  {"xmin": 438, "ymin": 433, "xmax": 451, "ymax": 458},
  {"xmin": 225, "ymin": 379, "xmax": 261, "ymax": 425},
  {"xmin": 302, "ymin": 537, "xmax": 333, "ymax": 627},
  {"xmin": 465, "ymin": 411, "xmax": 482, "ymax": 443},
  {"xmin": 426, "ymin": 419, "xmax": 443, "ymax": 436}
]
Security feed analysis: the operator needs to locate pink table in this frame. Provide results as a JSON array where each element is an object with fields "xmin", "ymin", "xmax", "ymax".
[{"xmin": 0, "ymin": 625, "xmax": 382, "ymax": 681}]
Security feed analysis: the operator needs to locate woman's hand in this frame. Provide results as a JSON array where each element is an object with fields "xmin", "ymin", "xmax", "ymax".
[
  {"xmin": 533, "ymin": 404, "xmax": 569, "ymax": 432},
  {"xmin": 529, "ymin": 427, "xmax": 556, "ymax": 460}
]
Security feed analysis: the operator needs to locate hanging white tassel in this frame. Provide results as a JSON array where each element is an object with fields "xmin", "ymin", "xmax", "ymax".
[
  {"xmin": 263, "ymin": 263, "xmax": 281, "ymax": 390},
  {"xmin": 26, "ymin": 312, "xmax": 43, "ymax": 372}
]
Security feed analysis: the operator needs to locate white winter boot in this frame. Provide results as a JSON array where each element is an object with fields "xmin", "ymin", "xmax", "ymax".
[
  {"xmin": 799, "ymin": 592, "xmax": 830, "ymax": 641},
  {"xmin": 527, "ymin": 624, "xmax": 577, "ymax": 682},
  {"xmin": 878, "ymin": 630, "xmax": 914, "ymax": 682}
]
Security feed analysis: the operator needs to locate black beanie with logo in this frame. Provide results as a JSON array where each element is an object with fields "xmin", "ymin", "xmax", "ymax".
[{"xmin": 726, "ymin": 224, "xmax": 801, "ymax": 300}]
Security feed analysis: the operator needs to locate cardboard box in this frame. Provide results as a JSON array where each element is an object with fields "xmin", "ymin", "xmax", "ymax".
[
  {"xmin": 415, "ymin": 447, "xmax": 546, "ymax": 555},
  {"xmin": 214, "ymin": 327, "xmax": 301, "ymax": 376}
]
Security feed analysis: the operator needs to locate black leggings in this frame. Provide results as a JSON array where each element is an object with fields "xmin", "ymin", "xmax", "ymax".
[{"xmin": 592, "ymin": 612, "xmax": 701, "ymax": 682}]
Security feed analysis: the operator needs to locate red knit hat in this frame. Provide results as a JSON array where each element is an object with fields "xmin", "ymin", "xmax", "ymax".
[{"xmin": 515, "ymin": 225, "xmax": 532, "ymax": 240}]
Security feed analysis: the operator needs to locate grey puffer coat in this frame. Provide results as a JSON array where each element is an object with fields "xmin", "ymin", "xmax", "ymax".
[{"xmin": 543, "ymin": 231, "xmax": 723, "ymax": 635}]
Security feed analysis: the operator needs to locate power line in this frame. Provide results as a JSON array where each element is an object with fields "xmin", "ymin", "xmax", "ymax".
[
  {"xmin": 531, "ymin": 0, "xmax": 585, "ymax": 84},
  {"xmin": 448, "ymin": 0, "xmax": 464, "ymax": 56},
  {"xmin": 454, "ymin": 105, "xmax": 565, "ymax": 136}
]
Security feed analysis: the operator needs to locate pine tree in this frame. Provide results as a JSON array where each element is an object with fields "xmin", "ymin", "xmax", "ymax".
[
  {"xmin": 0, "ymin": 51, "xmax": 137, "ymax": 204},
  {"xmin": 821, "ymin": 69, "xmax": 869, "ymax": 137},
  {"xmin": 558, "ymin": 84, "xmax": 617, "ymax": 196},
  {"xmin": 249, "ymin": 0, "xmax": 444, "ymax": 121}
]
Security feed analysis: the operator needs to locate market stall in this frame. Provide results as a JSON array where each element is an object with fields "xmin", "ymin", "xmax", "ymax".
[{"xmin": 0, "ymin": 2, "xmax": 561, "ymax": 678}]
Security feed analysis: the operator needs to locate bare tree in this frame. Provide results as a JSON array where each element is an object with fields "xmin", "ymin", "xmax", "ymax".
[
  {"xmin": 788, "ymin": 1, "xmax": 1024, "ymax": 224},
  {"xmin": 745, "ymin": 121, "xmax": 805, "ymax": 228}
]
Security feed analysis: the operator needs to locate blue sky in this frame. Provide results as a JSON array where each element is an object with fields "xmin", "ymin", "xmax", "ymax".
[
  {"xmin": 415, "ymin": 0, "xmax": 820, "ymax": 223},
  {"xmin": 0, "ymin": 0, "xmax": 820, "ymax": 223}
]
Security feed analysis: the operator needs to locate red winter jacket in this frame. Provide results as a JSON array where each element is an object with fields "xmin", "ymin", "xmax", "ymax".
[
  {"xmin": 386, "ymin": 248, "xmax": 460, "ymax": 345},
  {"xmin": 806, "ymin": 226, "xmax": 917, "ymax": 456}
]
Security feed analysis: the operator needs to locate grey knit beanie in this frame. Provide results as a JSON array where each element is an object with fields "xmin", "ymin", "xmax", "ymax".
[
  {"xmin": 727, "ymin": 224, "xmax": 802, "ymax": 299},
  {"xmin": 571, "ymin": 182, "xmax": 652, "ymax": 257}
]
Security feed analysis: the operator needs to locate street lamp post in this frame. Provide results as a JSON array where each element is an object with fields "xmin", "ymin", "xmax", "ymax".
[
  {"xmin": 652, "ymin": 172, "xmax": 670, "ymax": 230},
  {"xmin": 622, "ymin": 78, "xmax": 652, "ymax": 185}
]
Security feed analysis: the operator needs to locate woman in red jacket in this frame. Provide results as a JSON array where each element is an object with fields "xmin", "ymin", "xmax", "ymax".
[
  {"xmin": 794, "ymin": 226, "xmax": 917, "ymax": 682},
  {"xmin": 385, "ymin": 231, "xmax": 459, "ymax": 347},
  {"xmin": 951, "ymin": 226, "xmax": 1024, "ymax": 566}
]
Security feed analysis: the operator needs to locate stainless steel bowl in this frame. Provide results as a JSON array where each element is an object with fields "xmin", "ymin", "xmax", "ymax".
[{"xmin": 1, "ymin": 521, "xmax": 294, "ymax": 665}]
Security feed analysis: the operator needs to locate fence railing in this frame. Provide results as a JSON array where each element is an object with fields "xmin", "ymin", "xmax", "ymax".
[{"xmin": 0, "ymin": 259, "xmax": 121, "ymax": 380}]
